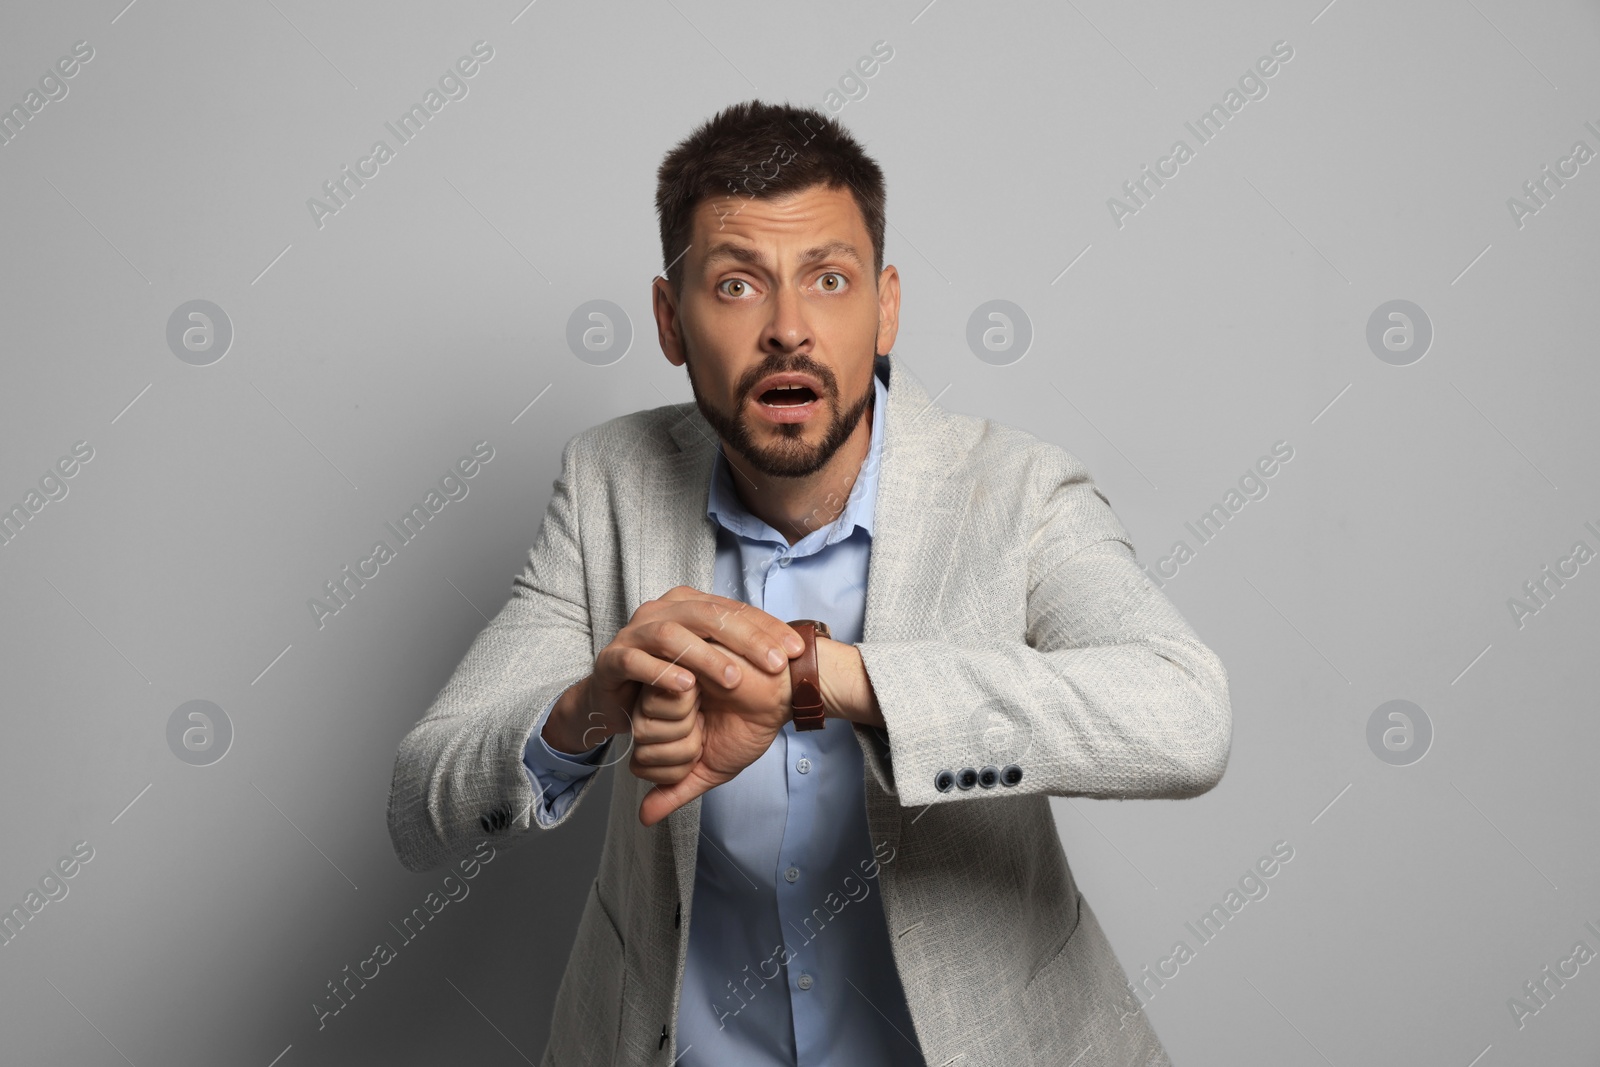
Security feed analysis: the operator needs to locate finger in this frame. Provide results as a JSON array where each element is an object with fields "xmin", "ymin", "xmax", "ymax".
[
  {"xmin": 629, "ymin": 714, "xmax": 701, "ymax": 781},
  {"xmin": 599, "ymin": 644, "xmax": 696, "ymax": 694},
  {"xmin": 630, "ymin": 732, "xmax": 702, "ymax": 768},
  {"xmin": 629, "ymin": 745, "xmax": 698, "ymax": 782},
  {"xmin": 639, "ymin": 763, "xmax": 720, "ymax": 827},
  {"xmin": 639, "ymin": 618, "xmax": 753, "ymax": 689},
  {"xmin": 630, "ymin": 761, "xmax": 693, "ymax": 785},
  {"xmin": 633, "ymin": 706, "xmax": 703, "ymax": 749},
  {"xmin": 651, "ymin": 594, "xmax": 804, "ymax": 673},
  {"xmin": 630, "ymin": 760, "xmax": 694, "ymax": 786},
  {"xmin": 631, "ymin": 708, "xmax": 696, "ymax": 745},
  {"xmin": 636, "ymin": 681, "xmax": 699, "ymax": 721}
]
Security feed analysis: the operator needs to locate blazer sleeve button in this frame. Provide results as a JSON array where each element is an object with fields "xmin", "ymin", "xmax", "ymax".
[
  {"xmin": 934, "ymin": 769, "xmax": 955, "ymax": 792},
  {"xmin": 978, "ymin": 765, "xmax": 999, "ymax": 788},
  {"xmin": 956, "ymin": 767, "xmax": 978, "ymax": 790},
  {"xmin": 1000, "ymin": 763, "xmax": 1023, "ymax": 786}
]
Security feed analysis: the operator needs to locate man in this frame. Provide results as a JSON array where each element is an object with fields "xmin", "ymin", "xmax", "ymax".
[{"xmin": 387, "ymin": 100, "xmax": 1232, "ymax": 1066}]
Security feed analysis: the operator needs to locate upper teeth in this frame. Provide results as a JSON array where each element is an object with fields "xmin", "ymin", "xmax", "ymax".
[{"xmin": 773, "ymin": 384, "xmax": 803, "ymax": 390}]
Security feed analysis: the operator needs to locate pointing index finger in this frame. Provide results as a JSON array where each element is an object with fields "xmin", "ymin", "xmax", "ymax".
[{"xmin": 663, "ymin": 590, "xmax": 805, "ymax": 670}]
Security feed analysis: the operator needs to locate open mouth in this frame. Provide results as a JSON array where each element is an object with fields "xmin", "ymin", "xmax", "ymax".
[
  {"xmin": 758, "ymin": 384, "xmax": 818, "ymax": 407},
  {"xmin": 753, "ymin": 383, "xmax": 821, "ymax": 424}
]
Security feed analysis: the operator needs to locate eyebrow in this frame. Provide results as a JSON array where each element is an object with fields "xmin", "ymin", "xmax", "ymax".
[{"xmin": 701, "ymin": 240, "xmax": 865, "ymax": 272}]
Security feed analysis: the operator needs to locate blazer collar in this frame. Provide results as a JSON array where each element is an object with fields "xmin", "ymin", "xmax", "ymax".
[{"xmin": 645, "ymin": 352, "xmax": 969, "ymax": 901}]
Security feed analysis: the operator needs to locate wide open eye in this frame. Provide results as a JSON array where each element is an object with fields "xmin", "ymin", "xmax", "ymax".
[
  {"xmin": 718, "ymin": 278, "xmax": 754, "ymax": 298},
  {"xmin": 816, "ymin": 272, "xmax": 847, "ymax": 293}
]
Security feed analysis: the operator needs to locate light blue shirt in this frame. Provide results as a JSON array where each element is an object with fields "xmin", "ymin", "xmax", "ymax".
[{"xmin": 523, "ymin": 366, "xmax": 923, "ymax": 1065}]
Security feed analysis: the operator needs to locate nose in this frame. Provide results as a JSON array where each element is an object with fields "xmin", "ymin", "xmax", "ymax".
[{"xmin": 759, "ymin": 281, "xmax": 812, "ymax": 355}]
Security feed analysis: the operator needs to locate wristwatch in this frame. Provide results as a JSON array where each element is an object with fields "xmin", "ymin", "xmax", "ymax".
[{"xmin": 786, "ymin": 619, "xmax": 830, "ymax": 731}]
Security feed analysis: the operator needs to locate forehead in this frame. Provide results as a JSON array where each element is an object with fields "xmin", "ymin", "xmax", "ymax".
[{"xmin": 686, "ymin": 184, "xmax": 868, "ymax": 260}]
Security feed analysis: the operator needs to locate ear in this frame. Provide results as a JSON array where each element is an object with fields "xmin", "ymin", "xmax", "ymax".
[
  {"xmin": 653, "ymin": 276, "xmax": 687, "ymax": 368},
  {"xmin": 874, "ymin": 264, "xmax": 900, "ymax": 356}
]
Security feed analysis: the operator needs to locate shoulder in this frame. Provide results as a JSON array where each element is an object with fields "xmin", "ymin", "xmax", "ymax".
[
  {"xmin": 560, "ymin": 401, "xmax": 694, "ymax": 477},
  {"xmin": 924, "ymin": 405, "xmax": 1131, "ymax": 556},
  {"xmin": 934, "ymin": 406, "xmax": 1110, "ymax": 506}
]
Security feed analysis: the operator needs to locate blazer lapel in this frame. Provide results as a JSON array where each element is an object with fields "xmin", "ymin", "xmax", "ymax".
[
  {"xmin": 860, "ymin": 354, "xmax": 966, "ymax": 644},
  {"xmin": 852, "ymin": 356, "xmax": 969, "ymax": 856}
]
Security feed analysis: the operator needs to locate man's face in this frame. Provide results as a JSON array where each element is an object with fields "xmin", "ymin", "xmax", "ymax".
[{"xmin": 652, "ymin": 182, "xmax": 899, "ymax": 479}]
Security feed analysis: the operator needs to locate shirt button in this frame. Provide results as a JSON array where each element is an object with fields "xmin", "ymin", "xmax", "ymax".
[
  {"xmin": 553, "ymin": 772, "xmax": 572, "ymax": 781},
  {"xmin": 784, "ymin": 866, "xmax": 800, "ymax": 883},
  {"xmin": 779, "ymin": 556, "xmax": 792, "ymax": 567},
  {"xmin": 796, "ymin": 758, "xmax": 811, "ymax": 774},
  {"xmin": 797, "ymin": 973, "xmax": 814, "ymax": 990}
]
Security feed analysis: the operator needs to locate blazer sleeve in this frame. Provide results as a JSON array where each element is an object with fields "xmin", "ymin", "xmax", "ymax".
[
  {"xmin": 854, "ymin": 446, "xmax": 1232, "ymax": 809},
  {"xmin": 386, "ymin": 433, "xmax": 608, "ymax": 873}
]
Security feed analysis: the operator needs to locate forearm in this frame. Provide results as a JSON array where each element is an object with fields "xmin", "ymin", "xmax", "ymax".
[
  {"xmin": 388, "ymin": 667, "xmax": 584, "ymax": 871},
  {"xmin": 857, "ymin": 627, "xmax": 1231, "ymax": 807}
]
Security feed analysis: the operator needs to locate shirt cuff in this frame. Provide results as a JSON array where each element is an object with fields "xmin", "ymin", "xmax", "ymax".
[{"xmin": 522, "ymin": 682, "xmax": 606, "ymax": 825}]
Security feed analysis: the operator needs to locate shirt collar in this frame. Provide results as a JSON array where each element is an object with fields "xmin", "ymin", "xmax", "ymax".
[{"xmin": 706, "ymin": 366, "xmax": 888, "ymax": 551}]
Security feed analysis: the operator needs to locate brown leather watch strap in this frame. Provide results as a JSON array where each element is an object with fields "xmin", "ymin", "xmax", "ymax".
[{"xmin": 786, "ymin": 619, "xmax": 830, "ymax": 731}]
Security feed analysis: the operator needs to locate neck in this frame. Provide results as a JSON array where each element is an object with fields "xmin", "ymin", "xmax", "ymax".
[{"xmin": 725, "ymin": 403, "xmax": 873, "ymax": 546}]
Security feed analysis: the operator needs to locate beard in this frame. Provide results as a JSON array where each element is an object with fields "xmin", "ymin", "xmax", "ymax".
[{"xmin": 683, "ymin": 346, "xmax": 875, "ymax": 480}]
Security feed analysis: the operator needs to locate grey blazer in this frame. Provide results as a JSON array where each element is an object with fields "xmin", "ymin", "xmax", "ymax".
[{"xmin": 386, "ymin": 352, "xmax": 1232, "ymax": 1066}]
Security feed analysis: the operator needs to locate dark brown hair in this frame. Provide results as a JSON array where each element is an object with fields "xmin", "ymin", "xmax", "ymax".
[{"xmin": 654, "ymin": 100, "xmax": 886, "ymax": 291}]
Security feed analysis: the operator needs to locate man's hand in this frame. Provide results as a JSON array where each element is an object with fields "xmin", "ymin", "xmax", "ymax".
[
  {"xmin": 637, "ymin": 640, "xmax": 794, "ymax": 827},
  {"xmin": 541, "ymin": 586, "xmax": 804, "ymax": 757},
  {"xmin": 628, "ymin": 677, "xmax": 704, "ymax": 788}
]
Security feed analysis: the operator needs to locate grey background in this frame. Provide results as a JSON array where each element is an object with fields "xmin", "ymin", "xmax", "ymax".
[{"xmin": 1, "ymin": 0, "xmax": 1596, "ymax": 1064}]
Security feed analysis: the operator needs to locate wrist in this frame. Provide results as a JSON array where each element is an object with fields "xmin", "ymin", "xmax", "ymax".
[
  {"xmin": 543, "ymin": 676, "xmax": 614, "ymax": 754},
  {"xmin": 817, "ymin": 638, "xmax": 879, "ymax": 727}
]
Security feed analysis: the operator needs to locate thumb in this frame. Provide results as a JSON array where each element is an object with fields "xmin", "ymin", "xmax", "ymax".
[{"xmin": 638, "ymin": 762, "xmax": 718, "ymax": 827}]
